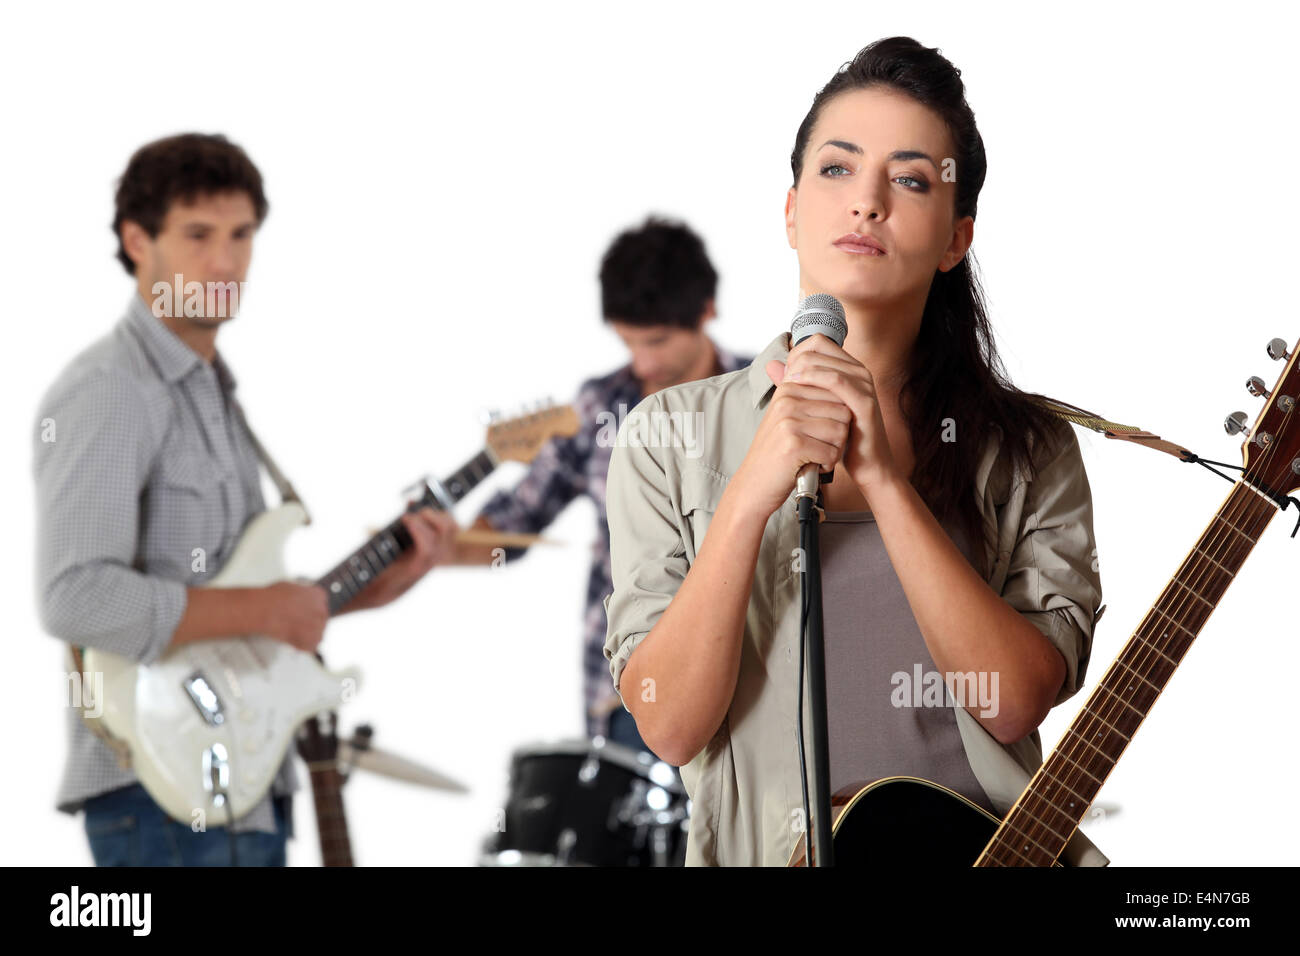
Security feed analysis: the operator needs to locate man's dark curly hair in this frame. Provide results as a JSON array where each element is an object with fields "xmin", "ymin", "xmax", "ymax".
[
  {"xmin": 112, "ymin": 132, "xmax": 269, "ymax": 276},
  {"xmin": 598, "ymin": 216, "xmax": 718, "ymax": 330}
]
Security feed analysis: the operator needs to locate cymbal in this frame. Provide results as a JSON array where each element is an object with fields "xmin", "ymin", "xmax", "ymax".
[{"xmin": 338, "ymin": 738, "xmax": 470, "ymax": 794}]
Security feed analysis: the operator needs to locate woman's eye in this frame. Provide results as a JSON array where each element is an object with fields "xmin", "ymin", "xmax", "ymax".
[
  {"xmin": 895, "ymin": 175, "xmax": 928, "ymax": 191},
  {"xmin": 819, "ymin": 163, "xmax": 850, "ymax": 177}
]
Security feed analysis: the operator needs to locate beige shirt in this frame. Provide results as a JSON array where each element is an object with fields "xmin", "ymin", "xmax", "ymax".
[{"xmin": 603, "ymin": 329, "xmax": 1109, "ymax": 867}]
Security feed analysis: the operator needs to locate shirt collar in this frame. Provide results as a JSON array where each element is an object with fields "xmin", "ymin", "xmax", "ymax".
[
  {"xmin": 125, "ymin": 293, "xmax": 235, "ymax": 389},
  {"xmin": 747, "ymin": 330, "xmax": 792, "ymax": 409}
]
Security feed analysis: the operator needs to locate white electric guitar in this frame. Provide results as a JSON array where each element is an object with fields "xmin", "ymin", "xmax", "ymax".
[{"xmin": 80, "ymin": 402, "xmax": 578, "ymax": 825}]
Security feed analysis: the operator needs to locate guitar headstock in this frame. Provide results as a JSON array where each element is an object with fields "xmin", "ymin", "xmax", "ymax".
[
  {"xmin": 484, "ymin": 399, "xmax": 580, "ymax": 464},
  {"xmin": 296, "ymin": 710, "xmax": 341, "ymax": 766},
  {"xmin": 1231, "ymin": 336, "xmax": 1300, "ymax": 496}
]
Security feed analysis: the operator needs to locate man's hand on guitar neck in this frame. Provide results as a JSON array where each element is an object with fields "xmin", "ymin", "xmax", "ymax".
[
  {"xmin": 166, "ymin": 508, "xmax": 456, "ymax": 652},
  {"xmin": 334, "ymin": 506, "xmax": 459, "ymax": 614}
]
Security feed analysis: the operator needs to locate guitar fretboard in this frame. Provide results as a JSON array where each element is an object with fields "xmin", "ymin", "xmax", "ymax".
[
  {"xmin": 314, "ymin": 450, "xmax": 496, "ymax": 613},
  {"xmin": 306, "ymin": 764, "xmax": 353, "ymax": 867},
  {"xmin": 977, "ymin": 480, "xmax": 1280, "ymax": 866}
]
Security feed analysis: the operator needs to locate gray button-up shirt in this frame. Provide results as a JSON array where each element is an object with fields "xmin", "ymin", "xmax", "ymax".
[{"xmin": 33, "ymin": 294, "xmax": 295, "ymax": 835}]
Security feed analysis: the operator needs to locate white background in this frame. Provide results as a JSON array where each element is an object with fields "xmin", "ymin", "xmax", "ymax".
[{"xmin": 2, "ymin": 0, "xmax": 1297, "ymax": 866}]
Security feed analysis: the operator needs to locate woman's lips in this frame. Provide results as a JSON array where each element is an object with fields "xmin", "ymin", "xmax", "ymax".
[{"xmin": 834, "ymin": 240, "xmax": 886, "ymax": 256}]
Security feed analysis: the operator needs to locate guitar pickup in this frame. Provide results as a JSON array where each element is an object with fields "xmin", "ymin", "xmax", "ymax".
[{"xmin": 183, "ymin": 672, "xmax": 226, "ymax": 726}]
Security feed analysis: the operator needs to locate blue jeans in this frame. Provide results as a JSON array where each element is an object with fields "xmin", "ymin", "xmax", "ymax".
[{"xmin": 83, "ymin": 783, "xmax": 289, "ymax": 866}]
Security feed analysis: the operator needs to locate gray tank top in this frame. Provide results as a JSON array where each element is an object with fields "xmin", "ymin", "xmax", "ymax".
[{"xmin": 817, "ymin": 508, "xmax": 996, "ymax": 813}]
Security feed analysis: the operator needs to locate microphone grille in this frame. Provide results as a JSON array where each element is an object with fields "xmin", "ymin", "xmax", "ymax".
[{"xmin": 791, "ymin": 293, "xmax": 848, "ymax": 347}]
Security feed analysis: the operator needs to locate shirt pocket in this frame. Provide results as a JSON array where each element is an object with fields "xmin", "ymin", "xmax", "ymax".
[
  {"xmin": 146, "ymin": 452, "xmax": 232, "ymax": 579},
  {"xmin": 677, "ymin": 465, "xmax": 728, "ymax": 563}
]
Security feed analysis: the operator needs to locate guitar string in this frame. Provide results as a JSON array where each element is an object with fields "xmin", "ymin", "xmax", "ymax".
[{"xmin": 982, "ymin": 378, "xmax": 1295, "ymax": 865}]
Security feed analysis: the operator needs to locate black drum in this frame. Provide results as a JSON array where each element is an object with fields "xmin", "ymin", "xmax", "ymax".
[{"xmin": 480, "ymin": 737, "xmax": 690, "ymax": 866}]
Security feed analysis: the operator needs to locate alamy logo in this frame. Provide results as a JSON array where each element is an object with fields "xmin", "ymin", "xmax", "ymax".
[
  {"xmin": 151, "ymin": 274, "xmax": 247, "ymax": 319},
  {"xmin": 891, "ymin": 664, "xmax": 999, "ymax": 718},
  {"xmin": 49, "ymin": 886, "xmax": 151, "ymax": 936},
  {"xmin": 595, "ymin": 402, "xmax": 704, "ymax": 459}
]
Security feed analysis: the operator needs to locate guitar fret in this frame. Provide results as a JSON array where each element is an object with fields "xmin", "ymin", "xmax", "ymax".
[
  {"xmin": 1063, "ymin": 725, "xmax": 1118, "ymax": 764},
  {"xmin": 1036, "ymin": 765, "xmax": 1094, "ymax": 806},
  {"xmin": 1093, "ymin": 682, "xmax": 1146, "ymax": 721},
  {"xmin": 1192, "ymin": 546, "xmax": 1235, "ymax": 578},
  {"xmin": 989, "ymin": 836, "xmax": 1041, "ymax": 866},
  {"xmin": 1109, "ymin": 657, "xmax": 1162, "ymax": 695},
  {"xmin": 1212, "ymin": 511, "xmax": 1257, "ymax": 544},
  {"xmin": 1169, "ymin": 576, "xmax": 1213, "ymax": 610},
  {"xmin": 1075, "ymin": 706, "xmax": 1131, "ymax": 742},
  {"xmin": 338, "ymin": 564, "xmax": 362, "ymax": 595},
  {"xmin": 996, "ymin": 806, "xmax": 1071, "ymax": 848},
  {"xmin": 1016, "ymin": 790, "xmax": 1090, "ymax": 837},
  {"xmin": 1049, "ymin": 747, "xmax": 1105, "ymax": 788},
  {"xmin": 1143, "ymin": 610, "xmax": 1192, "ymax": 649},
  {"xmin": 358, "ymin": 547, "xmax": 384, "ymax": 578}
]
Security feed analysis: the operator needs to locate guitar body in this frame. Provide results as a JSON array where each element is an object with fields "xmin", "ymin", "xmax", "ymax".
[
  {"xmin": 787, "ymin": 776, "xmax": 1064, "ymax": 867},
  {"xmin": 83, "ymin": 503, "xmax": 360, "ymax": 825}
]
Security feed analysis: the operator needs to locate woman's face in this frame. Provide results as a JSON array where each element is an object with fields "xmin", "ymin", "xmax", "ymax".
[{"xmin": 785, "ymin": 86, "xmax": 973, "ymax": 311}]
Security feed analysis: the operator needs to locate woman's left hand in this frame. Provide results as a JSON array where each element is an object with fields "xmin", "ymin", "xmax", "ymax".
[{"xmin": 775, "ymin": 334, "xmax": 902, "ymax": 496}]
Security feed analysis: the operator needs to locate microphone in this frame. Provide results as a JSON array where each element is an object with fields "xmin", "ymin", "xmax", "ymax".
[{"xmin": 790, "ymin": 294, "xmax": 848, "ymax": 501}]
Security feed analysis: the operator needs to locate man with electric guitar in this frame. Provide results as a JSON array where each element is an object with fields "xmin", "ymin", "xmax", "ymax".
[{"xmin": 32, "ymin": 133, "xmax": 458, "ymax": 866}]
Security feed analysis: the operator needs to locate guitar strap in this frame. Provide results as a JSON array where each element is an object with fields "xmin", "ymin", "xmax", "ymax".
[
  {"xmin": 67, "ymin": 644, "xmax": 133, "ymax": 769},
  {"xmin": 1031, "ymin": 395, "xmax": 1196, "ymax": 461},
  {"xmin": 229, "ymin": 397, "xmax": 313, "ymax": 523}
]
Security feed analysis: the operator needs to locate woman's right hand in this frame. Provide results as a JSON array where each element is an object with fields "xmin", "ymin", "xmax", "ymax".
[{"xmin": 727, "ymin": 354, "xmax": 853, "ymax": 521}]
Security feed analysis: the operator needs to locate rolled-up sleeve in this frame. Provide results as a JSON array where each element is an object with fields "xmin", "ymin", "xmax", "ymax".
[
  {"xmin": 33, "ymin": 368, "xmax": 186, "ymax": 664},
  {"xmin": 1000, "ymin": 422, "xmax": 1104, "ymax": 707},
  {"xmin": 602, "ymin": 398, "xmax": 689, "ymax": 705}
]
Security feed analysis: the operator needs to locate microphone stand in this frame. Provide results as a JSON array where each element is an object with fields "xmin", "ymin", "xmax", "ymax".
[{"xmin": 796, "ymin": 469, "xmax": 834, "ymax": 867}]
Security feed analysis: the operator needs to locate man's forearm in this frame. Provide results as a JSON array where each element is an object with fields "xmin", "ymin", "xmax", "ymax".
[{"xmin": 168, "ymin": 588, "xmax": 271, "ymax": 648}]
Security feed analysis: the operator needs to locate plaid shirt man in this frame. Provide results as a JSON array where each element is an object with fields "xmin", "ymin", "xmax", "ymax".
[{"xmin": 477, "ymin": 342, "xmax": 750, "ymax": 739}]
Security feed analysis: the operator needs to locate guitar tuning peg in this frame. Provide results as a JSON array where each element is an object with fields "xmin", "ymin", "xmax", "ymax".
[
  {"xmin": 1246, "ymin": 375, "xmax": 1271, "ymax": 399},
  {"xmin": 1224, "ymin": 411, "xmax": 1249, "ymax": 435},
  {"xmin": 1267, "ymin": 337, "xmax": 1292, "ymax": 361}
]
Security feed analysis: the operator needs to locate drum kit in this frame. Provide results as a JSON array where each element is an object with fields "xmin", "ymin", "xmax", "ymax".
[
  {"xmin": 354, "ymin": 730, "xmax": 691, "ymax": 866},
  {"xmin": 480, "ymin": 737, "xmax": 691, "ymax": 867}
]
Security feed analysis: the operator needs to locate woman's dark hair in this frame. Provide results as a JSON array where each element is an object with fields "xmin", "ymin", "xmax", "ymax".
[
  {"xmin": 791, "ymin": 37, "xmax": 1072, "ymax": 574},
  {"xmin": 112, "ymin": 133, "xmax": 269, "ymax": 276},
  {"xmin": 599, "ymin": 216, "xmax": 718, "ymax": 330}
]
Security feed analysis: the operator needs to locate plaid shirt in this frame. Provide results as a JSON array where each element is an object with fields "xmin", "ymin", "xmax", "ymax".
[{"xmin": 477, "ymin": 342, "xmax": 751, "ymax": 739}]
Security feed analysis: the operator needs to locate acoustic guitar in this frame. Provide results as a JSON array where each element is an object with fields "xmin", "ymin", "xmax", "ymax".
[{"xmin": 790, "ymin": 335, "xmax": 1298, "ymax": 866}]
